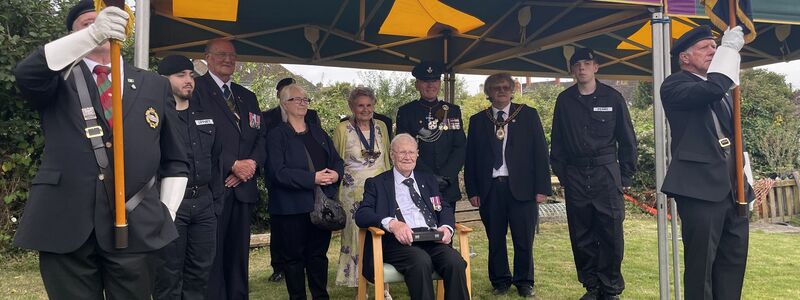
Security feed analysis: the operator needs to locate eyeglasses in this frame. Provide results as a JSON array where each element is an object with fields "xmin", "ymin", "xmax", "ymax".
[
  {"xmin": 490, "ymin": 85, "xmax": 513, "ymax": 93},
  {"xmin": 392, "ymin": 150, "xmax": 418, "ymax": 158},
  {"xmin": 287, "ymin": 97, "xmax": 312, "ymax": 104},
  {"xmin": 209, "ymin": 52, "xmax": 237, "ymax": 60}
]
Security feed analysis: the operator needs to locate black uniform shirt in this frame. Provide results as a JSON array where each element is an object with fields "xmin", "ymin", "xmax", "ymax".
[
  {"xmin": 550, "ymin": 81, "xmax": 637, "ymax": 185},
  {"xmin": 177, "ymin": 107, "xmax": 219, "ymax": 188}
]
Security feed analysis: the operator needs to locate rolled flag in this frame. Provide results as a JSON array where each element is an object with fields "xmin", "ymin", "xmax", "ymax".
[{"xmin": 704, "ymin": 0, "xmax": 757, "ymax": 43}]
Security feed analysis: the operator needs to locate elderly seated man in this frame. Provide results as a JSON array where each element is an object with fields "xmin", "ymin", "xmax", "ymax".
[{"xmin": 355, "ymin": 133, "xmax": 469, "ymax": 300}]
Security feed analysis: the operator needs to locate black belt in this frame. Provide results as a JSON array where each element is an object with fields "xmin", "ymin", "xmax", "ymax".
[
  {"xmin": 567, "ymin": 153, "xmax": 617, "ymax": 168},
  {"xmin": 493, "ymin": 176, "xmax": 508, "ymax": 182},
  {"xmin": 184, "ymin": 185, "xmax": 210, "ymax": 199}
]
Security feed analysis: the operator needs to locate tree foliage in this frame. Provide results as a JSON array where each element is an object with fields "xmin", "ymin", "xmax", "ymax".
[{"xmin": 0, "ymin": 0, "xmax": 78, "ymax": 253}]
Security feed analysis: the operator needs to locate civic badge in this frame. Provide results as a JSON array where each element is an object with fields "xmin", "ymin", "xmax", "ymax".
[{"xmin": 145, "ymin": 107, "xmax": 159, "ymax": 128}]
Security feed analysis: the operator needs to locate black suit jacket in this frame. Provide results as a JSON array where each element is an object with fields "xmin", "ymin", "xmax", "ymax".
[
  {"xmin": 354, "ymin": 169, "xmax": 455, "ymax": 281},
  {"xmin": 464, "ymin": 103, "xmax": 552, "ymax": 201},
  {"xmin": 193, "ymin": 73, "xmax": 266, "ymax": 204},
  {"xmin": 354, "ymin": 169, "xmax": 455, "ymax": 231},
  {"xmin": 660, "ymin": 71, "xmax": 754, "ymax": 202},
  {"xmin": 265, "ymin": 122, "xmax": 344, "ymax": 215},
  {"xmin": 12, "ymin": 48, "xmax": 188, "ymax": 253}
]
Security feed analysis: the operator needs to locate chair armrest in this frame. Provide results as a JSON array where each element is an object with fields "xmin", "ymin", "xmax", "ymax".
[
  {"xmin": 455, "ymin": 224, "xmax": 472, "ymax": 233},
  {"xmin": 368, "ymin": 226, "xmax": 385, "ymax": 236}
]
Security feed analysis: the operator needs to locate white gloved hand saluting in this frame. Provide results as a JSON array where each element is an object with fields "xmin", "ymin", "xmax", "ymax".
[
  {"xmin": 719, "ymin": 26, "xmax": 745, "ymax": 52},
  {"xmin": 708, "ymin": 26, "xmax": 743, "ymax": 86},
  {"xmin": 44, "ymin": 6, "xmax": 129, "ymax": 71}
]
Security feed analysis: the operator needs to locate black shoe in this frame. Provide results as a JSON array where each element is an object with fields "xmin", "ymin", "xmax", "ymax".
[
  {"xmin": 604, "ymin": 294, "xmax": 620, "ymax": 300},
  {"xmin": 517, "ymin": 285, "xmax": 535, "ymax": 298},
  {"xmin": 268, "ymin": 271, "xmax": 284, "ymax": 282},
  {"xmin": 492, "ymin": 286, "xmax": 510, "ymax": 295},
  {"xmin": 579, "ymin": 288, "xmax": 601, "ymax": 300}
]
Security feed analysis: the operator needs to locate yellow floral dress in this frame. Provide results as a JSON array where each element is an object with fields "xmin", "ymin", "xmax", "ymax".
[{"xmin": 332, "ymin": 119, "xmax": 391, "ymax": 287}]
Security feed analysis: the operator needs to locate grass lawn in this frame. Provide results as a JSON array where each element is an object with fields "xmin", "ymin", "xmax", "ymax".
[{"xmin": 1, "ymin": 216, "xmax": 798, "ymax": 299}]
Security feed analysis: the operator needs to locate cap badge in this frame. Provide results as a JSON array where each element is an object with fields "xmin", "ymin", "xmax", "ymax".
[{"xmin": 427, "ymin": 67, "xmax": 433, "ymax": 74}]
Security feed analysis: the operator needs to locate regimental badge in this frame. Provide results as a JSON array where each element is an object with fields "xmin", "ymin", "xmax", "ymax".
[
  {"xmin": 427, "ymin": 67, "xmax": 433, "ymax": 74},
  {"xmin": 249, "ymin": 112, "xmax": 261, "ymax": 129},
  {"xmin": 145, "ymin": 107, "xmax": 159, "ymax": 128},
  {"xmin": 430, "ymin": 196, "xmax": 442, "ymax": 211}
]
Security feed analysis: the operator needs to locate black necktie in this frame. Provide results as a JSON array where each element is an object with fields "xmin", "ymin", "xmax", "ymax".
[
  {"xmin": 402, "ymin": 178, "xmax": 436, "ymax": 228},
  {"xmin": 493, "ymin": 110, "xmax": 505, "ymax": 169},
  {"xmin": 222, "ymin": 84, "xmax": 239, "ymax": 120}
]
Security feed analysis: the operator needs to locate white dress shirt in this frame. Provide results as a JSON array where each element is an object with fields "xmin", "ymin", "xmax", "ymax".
[
  {"xmin": 83, "ymin": 57, "xmax": 124, "ymax": 97},
  {"xmin": 381, "ymin": 168, "xmax": 453, "ymax": 236},
  {"xmin": 491, "ymin": 103, "xmax": 510, "ymax": 177},
  {"xmin": 209, "ymin": 71, "xmax": 232, "ymax": 96}
]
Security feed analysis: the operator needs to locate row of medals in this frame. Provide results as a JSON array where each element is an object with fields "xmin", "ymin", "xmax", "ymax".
[{"xmin": 427, "ymin": 104, "xmax": 450, "ymax": 131}]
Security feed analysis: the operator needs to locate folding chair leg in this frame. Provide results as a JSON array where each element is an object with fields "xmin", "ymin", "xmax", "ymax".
[{"xmin": 436, "ymin": 280, "xmax": 445, "ymax": 300}]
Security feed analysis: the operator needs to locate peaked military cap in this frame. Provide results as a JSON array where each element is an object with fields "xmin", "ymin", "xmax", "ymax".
[{"xmin": 411, "ymin": 62, "xmax": 444, "ymax": 81}]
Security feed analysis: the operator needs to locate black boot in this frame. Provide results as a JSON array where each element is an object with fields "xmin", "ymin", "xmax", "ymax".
[{"xmin": 579, "ymin": 288, "xmax": 601, "ymax": 300}]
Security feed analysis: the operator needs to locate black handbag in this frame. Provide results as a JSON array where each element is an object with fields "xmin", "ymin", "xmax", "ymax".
[{"xmin": 304, "ymin": 147, "xmax": 346, "ymax": 231}]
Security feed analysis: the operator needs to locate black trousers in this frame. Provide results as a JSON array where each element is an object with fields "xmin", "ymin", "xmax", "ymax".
[
  {"xmin": 478, "ymin": 177, "xmax": 538, "ymax": 289},
  {"xmin": 380, "ymin": 237, "xmax": 469, "ymax": 300},
  {"xmin": 207, "ymin": 193, "xmax": 254, "ymax": 300},
  {"xmin": 271, "ymin": 213, "xmax": 332, "ymax": 300},
  {"xmin": 269, "ymin": 217, "xmax": 285, "ymax": 273},
  {"xmin": 39, "ymin": 233, "xmax": 159, "ymax": 300},
  {"xmin": 563, "ymin": 164, "xmax": 625, "ymax": 295},
  {"xmin": 675, "ymin": 195, "xmax": 748, "ymax": 300},
  {"xmin": 154, "ymin": 192, "xmax": 217, "ymax": 300}
]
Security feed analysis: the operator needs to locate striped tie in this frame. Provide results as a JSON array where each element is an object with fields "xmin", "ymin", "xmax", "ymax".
[{"xmin": 93, "ymin": 65, "xmax": 113, "ymax": 128}]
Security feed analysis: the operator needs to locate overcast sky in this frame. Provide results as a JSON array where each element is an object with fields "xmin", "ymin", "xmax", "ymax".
[{"xmin": 284, "ymin": 60, "xmax": 800, "ymax": 96}]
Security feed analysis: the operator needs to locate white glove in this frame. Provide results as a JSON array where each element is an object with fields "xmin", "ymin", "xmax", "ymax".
[
  {"xmin": 708, "ymin": 46, "xmax": 741, "ymax": 86},
  {"xmin": 44, "ymin": 7, "xmax": 129, "ymax": 71},
  {"xmin": 720, "ymin": 26, "xmax": 744, "ymax": 52},
  {"xmin": 160, "ymin": 177, "xmax": 188, "ymax": 221}
]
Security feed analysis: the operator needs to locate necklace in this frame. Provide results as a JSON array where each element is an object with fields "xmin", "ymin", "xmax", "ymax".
[
  {"xmin": 485, "ymin": 105, "xmax": 524, "ymax": 140},
  {"xmin": 353, "ymin": 120, "xmax": 380, "ymax": 164}
]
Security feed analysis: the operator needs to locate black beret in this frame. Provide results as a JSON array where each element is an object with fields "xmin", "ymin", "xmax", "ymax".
[
  {"xmin": 671, "ymin": 25, "xmax": 715, "ymax": 56},
  {"xmin": 157, "ymin": 55, "xmax": 193, "ymax": 76},
  {"xmin": 66, "ymin": 0, "xmax": 95, "ymax": 32},
  {"xmin": 569, "ymin": 48, "xmax": 596, "ymax": 66},
  {"xmin": 411, "ymin": 62, "xmax": 444, "ymax": 81},
  {"xmin": 276, "ymin": 77, "xmax": 295, "ymax": 91}
]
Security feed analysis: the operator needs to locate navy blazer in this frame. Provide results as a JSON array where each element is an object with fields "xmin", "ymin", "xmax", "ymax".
[
  {"xmin": 354, "ymin": 169, "xmax": 455, "ymax": 231},
  {"xmin": 193, "ymin": 73, "xmax": 266, "ymax": 204},
  {"xmin": 464, "ymin": 103, "xmax": 552, "ymax": 202},
  {"xmin": 12, "ymin": 48, "xmax": 188, "ymax": 253},
  {"xmin": 266, "ymin": 122, "xmax": 344, "ymax": 215},
  {"xmin": 660, "ymin": 70, "xmax": 754, "ymax": 202}
]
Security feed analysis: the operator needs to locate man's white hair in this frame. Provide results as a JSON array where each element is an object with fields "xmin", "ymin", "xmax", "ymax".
[{"xmin": 391, "ymin": 133, "xmax": 418, "ymax": 151}]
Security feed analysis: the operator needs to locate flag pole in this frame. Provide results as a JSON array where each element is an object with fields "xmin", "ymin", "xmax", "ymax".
[
  {"xmin": 99, "ymin": 0, "xmax": 128, "ymax": 249},
  {"xmin": 728, "ymin": 0, "xmax": 748, "ymax": 217}
]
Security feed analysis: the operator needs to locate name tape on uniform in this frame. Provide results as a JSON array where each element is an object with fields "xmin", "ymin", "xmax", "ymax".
[
  {"xmin": 593, "ymin": 107, "xmax": 613, "ymax": 112},
  {"xmin": 195, "ymin": 119, "xmax": 214, "ymax": 125}
]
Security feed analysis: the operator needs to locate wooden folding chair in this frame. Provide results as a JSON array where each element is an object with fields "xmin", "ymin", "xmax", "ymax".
[{"xmin": 356, "ymin": 224, "xmax": 473, "ymax": 300}]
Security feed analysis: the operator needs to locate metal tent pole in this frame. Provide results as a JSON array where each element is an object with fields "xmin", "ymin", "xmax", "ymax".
[
  {"xmin": 662, "ymin": 16, "xmax": 682, "ymax": 300},
  {"xmin": 651, "ymin": 9, "xmax": 671, "ymax": 300},
  {"xmin": 133, "ymin": 0, "xmax": 151, "ymax": 69}
]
